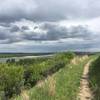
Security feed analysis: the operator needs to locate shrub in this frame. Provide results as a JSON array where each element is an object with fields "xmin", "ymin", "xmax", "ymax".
[
  {"xmin": 0, "ymin": 64, "xmax": 24, "ymax": 99},
  {"xmin": 24, "ymin": 64, "xmax": 44, "ymax": 86}
]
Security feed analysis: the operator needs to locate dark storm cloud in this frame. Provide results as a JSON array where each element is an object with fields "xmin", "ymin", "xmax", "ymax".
[
  {"xmin": 34, "ymin": 26, "xmax": 38, "ymax": 30},
  {"xmin": 0, "ymin": 23, "xmax": 10, "ymax": 27},
  {"xmin": 41, "ymin": 23, "xmax": 93, "ymax": 40},
  {"xmin": 0, "ymin": 0, "xmax": 37, "ymax": 23},
  {"xmin": 10, "ymin": 25, "xmax": 20, "ymax": 32},
  {"xmin": 67, "ymin": 26, "xmax": 93, "ymax": 39},
  {"xmin": 0, "ymin": 22, "xmax": 95, "ymax": 44},
  {"xmin": 0, "ymin": 25, "xmax": 21, "ymax": 44},
  {"xmin": 41, "ymin": 24, "xmax": 67, "ymax": 40},
  {"xmin": 0, "ymin": 32, "xmax": 9, "ymax": 40},
  {"xmin": 0, "ymin": 0, "xmax": 100, "ymax": 23},
  {"xmin": 21, "ymin": 26, "xmax": 29, "ymax": 30},
  {"xmin": 0, "ymin": 28, "xmax": 10, "ymax": 40}
]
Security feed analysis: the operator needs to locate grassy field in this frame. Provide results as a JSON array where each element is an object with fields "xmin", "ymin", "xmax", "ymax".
[
  {"xmin": 0, "ymin": 52, "xmax": 99, "ymax": 100},
  {"xmin": 15, "ymin": 56, "xmax": 90, "ymax": 100}
]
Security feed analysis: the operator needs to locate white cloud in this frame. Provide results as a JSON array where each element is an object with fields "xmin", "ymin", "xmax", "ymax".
[{"xmin": 0, "ymin": 0, "xmax": 100, "ymax": 52}]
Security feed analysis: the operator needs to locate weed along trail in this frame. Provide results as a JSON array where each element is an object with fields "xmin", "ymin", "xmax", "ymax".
[{"xmin": 77, "ymin": 60, "xmax": 93, "ymax": 100}]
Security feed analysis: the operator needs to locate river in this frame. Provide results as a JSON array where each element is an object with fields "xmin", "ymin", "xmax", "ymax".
[{"xmin": 0, "ymin": 55, "xmax": 53, "ymax": 63}]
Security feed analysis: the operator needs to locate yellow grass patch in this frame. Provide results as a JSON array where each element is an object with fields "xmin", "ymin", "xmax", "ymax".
[
  {"xmin": 21, "ymin": 90, "xmax": 29, "ymax": 100},
  {"xmin": 48, "ymin": 77, "xmax": 56, "ymax": 96}
]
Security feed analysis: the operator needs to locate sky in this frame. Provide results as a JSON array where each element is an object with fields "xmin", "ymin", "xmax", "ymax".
[{"xmin": 0, "ymin": 0, "xmax": 100, "ymax": 52}]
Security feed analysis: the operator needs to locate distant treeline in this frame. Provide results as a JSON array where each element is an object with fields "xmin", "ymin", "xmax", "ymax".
[
  {"xmin": 0, "ymin": 53, "xmax": 54, "ymax": 58},
  {"xmin": 74, "ymin": 52, "xmax": 99, "ymax": 56}
]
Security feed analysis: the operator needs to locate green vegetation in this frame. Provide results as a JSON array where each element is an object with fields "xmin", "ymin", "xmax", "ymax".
[
  {"xmin": 89, "ymin": 56, "xmax": 100, "ymax": 100},
  {"xmin": 15, "ymin": 56, "xmax": 90, "ymax": 100},
  {"xmin": 0, "ymin": 64, "xmax": 24, "ymax": 99},
  {"xmin": 0, "ymin": 52, "xmax": 75, "ymax": 99}
]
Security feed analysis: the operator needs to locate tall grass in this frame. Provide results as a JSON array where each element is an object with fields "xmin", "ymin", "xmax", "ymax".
[
  {"xmin": 15, "ymin": 56, "xmax": 90, "ymax": 100},
  {"xmin": 89, "ymin": 56, "xmax": 100, "ymax": 100}
]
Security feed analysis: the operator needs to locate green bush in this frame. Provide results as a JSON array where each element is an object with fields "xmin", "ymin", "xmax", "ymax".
[
  {"xmin": 23, "ymin": 52, "xmax": 75, "ymax": 86},
  {"xmin": 0, "ymin": 64, "xmax": 24, "ymax": 99},
  {"xmin": 24, "ymin": 64, "xmax": 44, "ymax": 86}
]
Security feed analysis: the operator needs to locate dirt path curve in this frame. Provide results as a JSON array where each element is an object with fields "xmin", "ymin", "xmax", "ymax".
[{"xmin": 77, "ymin": 60, "xmax": 93, "ymax": 100}]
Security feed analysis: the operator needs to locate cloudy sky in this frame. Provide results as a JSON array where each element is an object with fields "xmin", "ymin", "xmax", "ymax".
[{"xmin": 0, "ymin": 0, "xmax": 100, "ymax": 52}]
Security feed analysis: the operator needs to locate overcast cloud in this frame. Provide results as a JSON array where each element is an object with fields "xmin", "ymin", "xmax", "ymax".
[{"xmin": 0, "ymin": 0, "xmax": 100, "ymax": 52}]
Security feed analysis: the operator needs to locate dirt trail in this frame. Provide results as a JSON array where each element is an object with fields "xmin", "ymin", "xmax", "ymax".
[{"xmin": 77, "ymin": 60, "xmax": 93, "ymax": 100}]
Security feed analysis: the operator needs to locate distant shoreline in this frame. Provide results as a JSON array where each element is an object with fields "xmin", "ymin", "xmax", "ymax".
[{"xmin": 0, "ymin": 54, "xmax": 53, "ymax": 63}]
